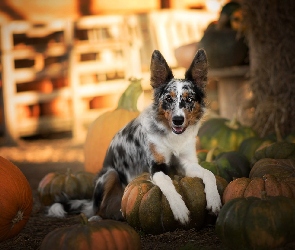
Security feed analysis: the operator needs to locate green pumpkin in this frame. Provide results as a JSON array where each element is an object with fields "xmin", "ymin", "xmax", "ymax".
[
  {"xmin": 38, "ymin": 169, "xmax": 95, "ymax": 206},
  {"xmin": 216, "ymin": 195, "xmax": 295, "ymax": 250},
  {"xmin": 249, "ymin": 158, "xmax": 295, "ymax": 179},
  {"xmin": 200, "ymin": 150, "xmax": 250, "ymax": 183},
  {"xmin": 251, "ymin": 142, "xmax": 295, "ymax": 165},
  {"xmin": 198, "ymin": 117, "xmax": 255, "ymax": 152},
  {"xmin": 238, "ymin": 136, "xmax": 274, "ymax": 162},
  {"xmin": 121, "ymin": 173, "xmax": 227, "ymax": 235}
]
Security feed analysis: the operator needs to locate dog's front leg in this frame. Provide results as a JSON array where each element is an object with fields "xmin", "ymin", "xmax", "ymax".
[
  {"xmin": 180, "ymin": 150, "xmax": 222, "ymax": 215},
  {"xmin": 151, "ymin": 164, "xmax": 190, "ymax": 224}
]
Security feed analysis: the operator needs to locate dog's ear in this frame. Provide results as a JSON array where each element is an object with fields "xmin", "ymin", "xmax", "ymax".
[
  {"xmin": 150, "ymin": 50, "xmax": 174, "ymax": 89},
  {"xmin": 185, "ymin": 49, "xmax": 208, "ymax": 89}
]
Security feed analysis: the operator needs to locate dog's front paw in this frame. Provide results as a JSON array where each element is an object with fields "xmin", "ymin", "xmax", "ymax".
[
  {"xmin": 202, "ymin": 170, "xmax": 222, "ymax": 215},
  {"xmin": 205, "ymin": 191, "xmax": 222, "ymax": 215},
  {"xmin": 169, "ymin": 193, "xmax": 190, "ymax": 224}
]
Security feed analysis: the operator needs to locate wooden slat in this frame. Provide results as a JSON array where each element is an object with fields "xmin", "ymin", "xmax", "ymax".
[
  {"xmin": 14, "ymin": 64, "xmax": 67, "ymax": 83},
  {"xmin": 73, "ymin": 41, "xmax": 126, "ymax": 53},
  {"xmin": 18, "ymin": 116, "xmax": 72, "ymax": 136},
  {"xmin": 7, "ymin": 20, "xmax": 71, "ymax": 36},
  {"xmin": 75, "ymin": 15, "xmax": 125, "ymax": 29},
  {"xmin": 15, "ymin": 88, "xmax": 71, "ymax": 105},
  {"xmin": 12, "ymin": 44, "xmax": 67, "ymax": 59},
  {"xmin": 78, "ymin": 80, "xmax": 129, "ymax": 98},
  {"xmin": 75, "ymin": 61, "xmax": 125, "ymax": 74}
]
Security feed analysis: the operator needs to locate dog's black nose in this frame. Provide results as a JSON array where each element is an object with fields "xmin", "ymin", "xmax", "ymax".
[{"xmin": 172, "ymin": 116, "xmax": 184, "ymax": 126}]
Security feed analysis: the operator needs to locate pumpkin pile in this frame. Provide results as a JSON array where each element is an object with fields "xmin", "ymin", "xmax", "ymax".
[
  {"xmin": 38, "ymin": 169, "xmax": 95, "ymax": 206},
  {"xmin": 197, "ymin": 117, "xmax": 295, "ymax": 249},
  {"xmin": 121, "ymin": 172, "xmax": 227, "ymax": 234},
  {"xmin": 0, "ymin": 156, "xmax": 33, "ymax": 242},
  {"xmin": 215, "ymin": 142, "xmax": 295, "ymax": 249},
  {"xmin": 84, "ymin": 78, "xmax": 142, "ymax": 174}
]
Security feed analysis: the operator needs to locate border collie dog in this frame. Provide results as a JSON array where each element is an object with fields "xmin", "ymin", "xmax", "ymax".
[{"xmin": 49, "ymin": 49, "xmax": 222, "ymax": 224}]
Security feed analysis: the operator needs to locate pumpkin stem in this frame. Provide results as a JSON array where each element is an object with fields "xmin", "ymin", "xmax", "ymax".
[
  {"xmin": 206, "ymin": 147, "xmax": 217, "ymax": 162},
  {"xmin": 80, "ymin": 213, "xmax": 89, "ymax": 225},
  {"xmin": 225, "ymin": 115, "xmax": 239, "ymax": 130},
  {"xmin": 116, "ymin": 78, "xmax": 143, "ymax": 112}
]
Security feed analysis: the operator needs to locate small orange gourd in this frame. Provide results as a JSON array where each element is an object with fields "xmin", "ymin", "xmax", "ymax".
[
  {"xmin": 0, "ymin": 156, "xmax": 33, "ymax": 242},
  {"xmin": 84, "ymin": 78, "xmax": 142, "ymax": 173}
]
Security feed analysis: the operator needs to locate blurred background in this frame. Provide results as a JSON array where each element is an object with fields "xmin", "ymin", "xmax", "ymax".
[{"xmin": 0, "ymin": 0, "xmax": 248, "ymax": 144}]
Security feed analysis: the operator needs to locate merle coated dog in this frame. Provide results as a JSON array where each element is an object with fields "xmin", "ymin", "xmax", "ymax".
[{"xmin": 48, "ymin": 49, "xmax": 222, "ymax": 224}]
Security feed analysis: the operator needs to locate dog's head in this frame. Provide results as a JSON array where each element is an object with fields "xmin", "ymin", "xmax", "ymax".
[{"xmin": 150, "ymin": 49, "xmax": 208, "ymax": 135}]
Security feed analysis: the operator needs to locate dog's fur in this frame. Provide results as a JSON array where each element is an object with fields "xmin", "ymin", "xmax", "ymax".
[{"xmin": 48, "ymin": 49, "xmax": 222, "ymax": 224}]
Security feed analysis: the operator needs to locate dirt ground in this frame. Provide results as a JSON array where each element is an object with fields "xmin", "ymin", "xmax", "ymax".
[{"xmin": 0, "ymin": 133, "xmax": 294, "ymax": 250}]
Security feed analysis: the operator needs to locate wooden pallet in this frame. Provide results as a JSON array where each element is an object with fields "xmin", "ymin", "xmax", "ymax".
[
  {"xmin": 0, "ymin": 19, "xmax": 73, "ymax": 143},
  {"xmin": 69, "ymin": 15, "xmax": 144, "ymax": 140}
]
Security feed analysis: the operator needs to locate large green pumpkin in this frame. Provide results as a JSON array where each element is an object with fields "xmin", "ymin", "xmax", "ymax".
[
  {"xmin": 251, "ymin": 142, "xmax": 295, "ymax": 165},
  {"xmin": 121, "ymin": 173, "xmax": 227, "ymax": 235},
  {"xmin": 198, "ymin": 117, "xmax": 255, "ymax": 151},
  {"xmin": 200, "ymin": 151, "xmax": 250, "ymax": 183},
  {"xmin": 216, "ymin": 195, "xmax": 295, "ymax": 250},
  {"xmin": 38, "ymin": 169, "xmax": 95, "ymax": 206},
  {"xmin": 249, "ymin": 158, "xmax": 295, "ymax": 179},
  {"xmin": 238, "ymin": 136, "xmax": 274, "ymax": 162}
]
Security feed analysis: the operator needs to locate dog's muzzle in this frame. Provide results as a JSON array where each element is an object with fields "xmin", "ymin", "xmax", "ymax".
[{"xmin": 172, "ymin": 116, "xmax": 186, "ymax": 134}]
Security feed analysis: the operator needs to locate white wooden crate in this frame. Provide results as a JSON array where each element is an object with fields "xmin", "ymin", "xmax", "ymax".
[
  {"xmin": 0, "ymin": 19, "xmax": 73, "ymax": 143},
  {"xmin": 69, "ymin": 15, "xmax": 144, "ymax": 140}
]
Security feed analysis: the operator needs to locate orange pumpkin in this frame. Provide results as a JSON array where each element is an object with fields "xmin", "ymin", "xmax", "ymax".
[
  {"xmin": 40, "ymin": 214, "xmax": 141, "ymax": 250},
  {"xmin": 222, "ymin": 174, "xmax": 295, "ymax": 204},
  {"xmin": 0, "ymin": 156, "xmax": 33, "ymax": 242},
  {"xmin": 84, "ymin": 78, "xmax": 142, "ymax": 173}
]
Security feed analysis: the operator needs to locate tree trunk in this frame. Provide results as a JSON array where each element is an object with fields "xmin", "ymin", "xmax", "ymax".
[{"xmin": 241, "ymin": 0, "xmax": 295, "ymax": 138}]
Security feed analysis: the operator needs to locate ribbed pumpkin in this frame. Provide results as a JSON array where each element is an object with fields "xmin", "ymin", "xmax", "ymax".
[
  {"xmin": 0, "ymin": 156, "xmax": 33, "ymax": 242},
  {"xmin": 216, "ymin": 195, "xmax": 295, "ymax": 250},
  {"xmin": 249, "ymin": 158, "xmax": 295, "ymax": 179},
  {"xmin": 251, "ymin": 142, "xmax": 295, "ymax": 165},
  {"xmin": 38, "ymin": 169, "xmax": 95, "ymax": 206},
  {"xmin": 198, "ymin": 117, "xmax": 255, "ymax": 152},
  {"xmin": 200, "ymin": 150, "xmax": 250, "ymax": 183},
  {"xmin": 238, "ymin": 136, "xmax": 274, "ymax": 161},
  {"xmin": 121, "ymin": 173, "xmax": 227, "ymax": 235},
  {"xmin": 222, "ymin": 174, "xmax": 295, "ymax": 204},
  {"xmin": 84, "ymin": 78, "xmax": 142, "ymax": 173},
  {"xmin": 40, "ymin": 214, "xmax": 141, "ymax": 250}
]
